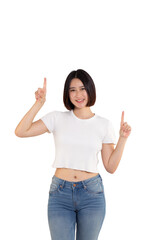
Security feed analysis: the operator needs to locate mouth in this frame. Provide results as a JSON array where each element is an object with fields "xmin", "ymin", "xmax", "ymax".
[{"xmin": 76, "ymin": 99, "xmax": 85, "ymax": 103}]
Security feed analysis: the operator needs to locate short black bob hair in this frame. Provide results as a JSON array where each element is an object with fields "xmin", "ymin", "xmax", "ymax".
[{"xmin": 63, "ymin": 69, "xmax": 96, "ymax": 110}]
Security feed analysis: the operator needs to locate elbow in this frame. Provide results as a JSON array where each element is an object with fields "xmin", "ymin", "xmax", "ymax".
[
  {"xmin": 15, "ymin": 129, "xmax": 24, "ymax": 138},
  {"xmin": 106, "ymin": 161, "xmax": 118, "ymax": 174},
  {"xmin": 106, "ymin": 166, "xmax": 117, "ymax": 174},
  {"xmin": 107, "ymin": 169, "xmax": 116, "ymax": 174},
  {"xmin": 15, "ymin": 130, "xmax": 21, "ymax": 137},
  {"xmin": 15, "ymin": 128, "xmax": 19, "ymax": 137}
]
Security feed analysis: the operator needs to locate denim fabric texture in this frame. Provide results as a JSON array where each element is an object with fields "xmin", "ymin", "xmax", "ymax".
[{"xmin": 48, "ymin": 174, "xmax": 106, "ymax": 240}]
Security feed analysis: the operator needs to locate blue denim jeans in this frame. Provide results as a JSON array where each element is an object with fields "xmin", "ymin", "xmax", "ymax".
[{"xmin": 48, "ymin": 174, "xmax": 106, "ymax": 240}]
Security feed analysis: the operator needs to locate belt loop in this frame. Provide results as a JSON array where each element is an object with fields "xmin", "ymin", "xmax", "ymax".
[
  {"xmin": 98, "ymin": 174, "xmax": 102, "ymax": 181},
  {"xmin": 62, "ymin": 180, "xmax": 65, "ymax": 188},
  {"xmin": 82, "ymin": 181, "xmax": 87, "ymax": 189}
]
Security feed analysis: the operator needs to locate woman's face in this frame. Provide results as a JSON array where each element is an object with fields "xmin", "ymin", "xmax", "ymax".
[{"xmin": 69, "ymin": 78, "xmax": 88, "ymax": 109}]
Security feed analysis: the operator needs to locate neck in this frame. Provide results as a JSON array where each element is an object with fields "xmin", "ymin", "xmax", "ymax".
[{"xmin": 73, "ymin": 107, "xmax": 94, "ymax": 119}]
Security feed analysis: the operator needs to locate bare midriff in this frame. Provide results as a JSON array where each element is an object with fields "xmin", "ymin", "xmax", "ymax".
[{"xmin": 54, "ymin": 168, "xmax": 99, "ymax": 182}]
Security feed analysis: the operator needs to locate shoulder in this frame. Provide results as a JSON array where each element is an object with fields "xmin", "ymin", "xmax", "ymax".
[
  {"xmin": 95, "ymin": 114, "xmax": 115, "ymax": 132},
  {"xmin": 55, "ymin": 110, "xmax": 70, "ymax": 117},
  {"xmin": 96, "ymin": 114, "xmax": 112, "ymax": 125},
  {"xmin": 43, "ymin": 110, "xmax": 68, "ymax": 116},
  {"xmin": 47, "ymin": 110, "xmax": 71, "ymax": 119}
]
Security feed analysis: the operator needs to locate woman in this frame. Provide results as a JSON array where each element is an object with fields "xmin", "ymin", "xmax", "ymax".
[{"xmin": 15, "ymin": 69, "xmax": 131, "ymax": 240}]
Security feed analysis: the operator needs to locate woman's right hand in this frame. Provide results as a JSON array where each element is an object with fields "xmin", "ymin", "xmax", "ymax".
[{"xmin": 35, "ymin": 78, "xmax": 47, "ymax": 104}]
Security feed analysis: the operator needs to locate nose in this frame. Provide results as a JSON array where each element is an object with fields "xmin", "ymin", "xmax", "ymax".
[{"xmin": 75, "ymin": 91, "xmax": 83, "ymax": 98}]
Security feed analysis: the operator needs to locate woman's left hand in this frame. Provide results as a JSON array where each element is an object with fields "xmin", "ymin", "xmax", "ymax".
[{"xmin": 119, "ymin": 111, "xmax": 132, "ymax": 138}]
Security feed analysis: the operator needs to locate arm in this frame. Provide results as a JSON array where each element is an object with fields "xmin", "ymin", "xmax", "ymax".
[
  {"xmin": 107, "ymin": 136, "xmax": 127, "ymax": 173},
  {"xmin": 15, "ymin": 78, "xmax": 48, "ymax": 137},
  {"xmin": 101, "ymin": 111, "xmax": 131, "ymax": 174},
  {"xmin": 108, "ymin": 111, "xmax": 131, "ymax": 173}
]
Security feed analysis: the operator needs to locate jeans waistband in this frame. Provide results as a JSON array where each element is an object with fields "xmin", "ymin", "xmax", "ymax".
[{"xmin": 52, "ymin": 173, "xmax": 102, "ymax": 189}]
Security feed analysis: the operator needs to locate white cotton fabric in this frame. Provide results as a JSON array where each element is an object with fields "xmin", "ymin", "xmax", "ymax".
[{"xmin": 41, "ymin": 109, "xmax": 116, "ymax": 173}]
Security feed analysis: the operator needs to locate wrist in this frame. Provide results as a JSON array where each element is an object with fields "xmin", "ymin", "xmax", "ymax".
[
  {"xmin": 119, "ymin": 136, "xmax": 128, "ymax": 142},
  {"xmin": 34, "ymin": 99, "xmax": 45, "ymax": 108}
]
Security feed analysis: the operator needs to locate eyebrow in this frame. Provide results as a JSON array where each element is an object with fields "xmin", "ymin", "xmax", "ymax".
[{"xmin": 69, "ymin": 85, "xmax": 84, "ymax": 89}]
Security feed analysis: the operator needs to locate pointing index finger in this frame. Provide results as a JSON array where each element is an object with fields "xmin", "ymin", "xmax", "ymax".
[
  {"xmin": 121, "ymin": 111, "xmax": 124, "ymax": 126},
  {"xmin": 43, "ymin": 77, "xmax": 47, "ymax": 91}
]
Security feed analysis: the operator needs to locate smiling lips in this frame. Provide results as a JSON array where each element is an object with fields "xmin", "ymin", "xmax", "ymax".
[{"xmin": 76, "ymin": 99, "xmax": 84, "ymax": 103}]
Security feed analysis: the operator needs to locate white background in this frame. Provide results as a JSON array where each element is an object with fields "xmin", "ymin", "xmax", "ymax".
[{"xmin": 0, "ymin": 0, "xmax": 160, "ymax": 239}]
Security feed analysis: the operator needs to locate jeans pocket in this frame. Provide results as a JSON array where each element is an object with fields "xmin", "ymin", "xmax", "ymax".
[
  {"xmin": 49, "ymin": 180, "xmax": 59, "ymax": 194},
  {"xmin": 85, "ymin": 179, "xmax": 104, "ymax": 195}
]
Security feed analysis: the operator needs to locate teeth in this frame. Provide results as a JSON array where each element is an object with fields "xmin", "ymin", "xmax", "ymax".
[{"xmin": 76, "ymin": 99, "xmax": 84, "ymax": 102}]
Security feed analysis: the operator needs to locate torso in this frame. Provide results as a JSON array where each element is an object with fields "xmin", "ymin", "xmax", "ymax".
[
  {"xmin": 54, "ymin": 168, "xmax": 99, "ymax": 182},
  {"xmin": 54, "ymin": 110, "xmax": 99, "ymax": 182}
]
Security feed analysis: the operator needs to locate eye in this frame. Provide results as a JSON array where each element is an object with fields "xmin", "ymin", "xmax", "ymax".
[{"xmin": 70, "ymin": 88, "xmax": 85, "ymax": 92}]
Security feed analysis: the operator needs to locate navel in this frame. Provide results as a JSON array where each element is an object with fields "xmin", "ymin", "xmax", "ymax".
[{"xmin": 74, "ymin": 175, "xmax": 77, "ymax": 179}]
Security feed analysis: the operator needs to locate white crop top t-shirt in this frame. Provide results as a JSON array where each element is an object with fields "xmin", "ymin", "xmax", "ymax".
[{"xmin": 40, "ymin": 109, "xmax": 116, "ymax": 173}]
